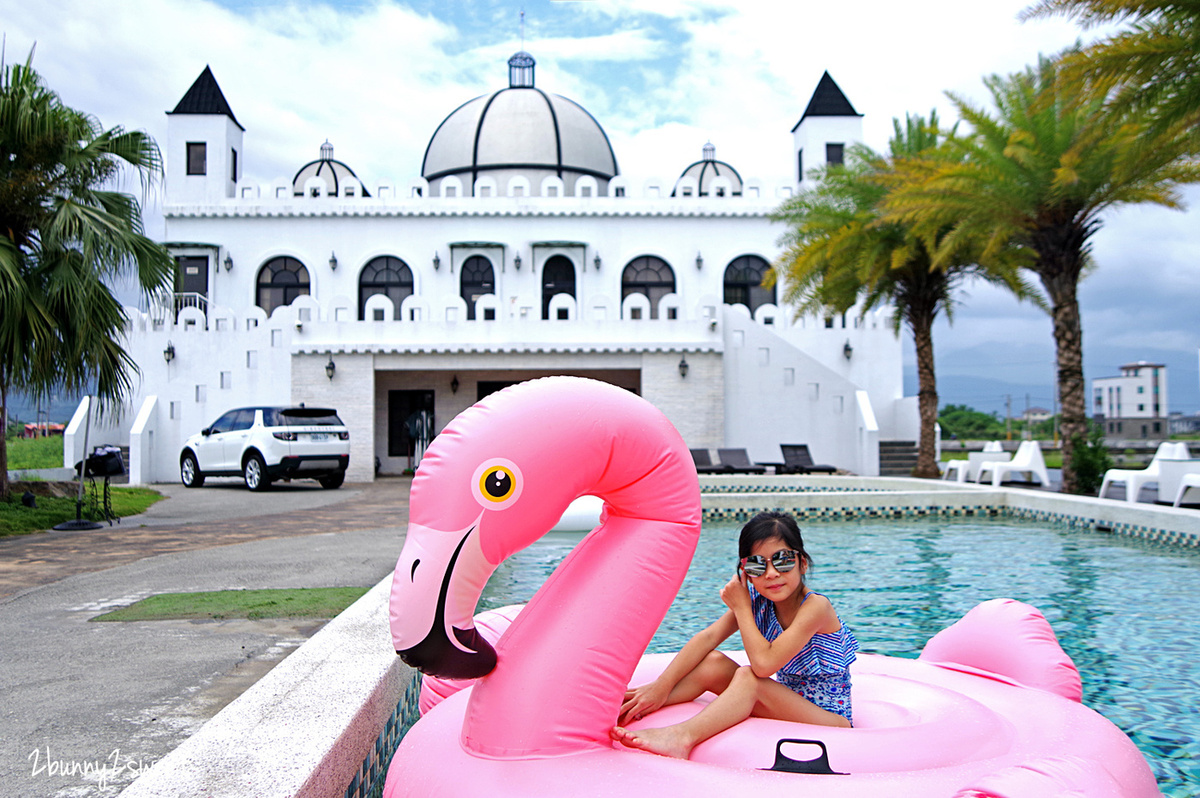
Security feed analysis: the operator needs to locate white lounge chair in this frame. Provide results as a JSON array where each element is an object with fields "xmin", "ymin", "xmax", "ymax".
[
  {"xmin": 942, "ymin": 460, "xmax": 968, "ymax": 481},
  {"xmin": 943, "ymin": 441, "xmax": 1007, "ymax": 481},
  {"xmin": 977, "ymin": 441, "xmax": 1050, "ymax": 487},
  {"xmin": 1173, "ymin": 473, "xmax": 1200, "ymax": 508},
  {"xmin": 1099, "ymin": 441, "xmax": 1184, "ymax": 504}
]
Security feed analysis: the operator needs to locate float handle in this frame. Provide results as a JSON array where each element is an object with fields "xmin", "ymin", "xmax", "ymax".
[{"xmin": 764, "ymin": 738, "xmax": 847, "ymax": 775}]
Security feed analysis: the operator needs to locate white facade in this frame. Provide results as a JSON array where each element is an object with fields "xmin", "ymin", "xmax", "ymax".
[
  {"xmin": 1092, "ymin": 361, "xmax": 1170, "ymax": 440},
  {"xmin": 82, "ymin": 57, "xmax": 914, "ymax": 485}
]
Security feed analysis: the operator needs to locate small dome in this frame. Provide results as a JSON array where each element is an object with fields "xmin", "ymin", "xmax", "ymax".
[
  {"xmin": 422, "ymin": 52, "xmax": 618, "ymax": 197},
  {"xmin": 674, "ymin": 143, "xmax": 743, "ymax": 197},
  {"xmin": 292, "ymin": 141, "xmax": 370, "ymax": 197}
]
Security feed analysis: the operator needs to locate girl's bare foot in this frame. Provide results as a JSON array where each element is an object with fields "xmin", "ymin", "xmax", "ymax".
[{"xmin": 609, "ymin": 725, "xmax": 694, "ymax": 759}]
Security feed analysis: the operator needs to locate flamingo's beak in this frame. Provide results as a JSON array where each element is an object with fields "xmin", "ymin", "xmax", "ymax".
[{"xmin": 391, "ymin": 518, "xmax": 498, "ymax": 679}]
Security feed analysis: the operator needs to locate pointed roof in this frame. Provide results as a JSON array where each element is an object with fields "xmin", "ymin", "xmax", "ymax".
[
  {"xmin": 169, "ymin": 66, "xmax": 244, "ymax": 131},
  {"xmin": 791, "ymin": 72, "xmax": 861, "ymax": 131}
]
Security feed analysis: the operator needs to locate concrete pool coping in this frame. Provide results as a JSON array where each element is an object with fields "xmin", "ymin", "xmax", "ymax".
[{"xmin": 118, "ymin": 476, "xmax": 1200, "ymax": 798}]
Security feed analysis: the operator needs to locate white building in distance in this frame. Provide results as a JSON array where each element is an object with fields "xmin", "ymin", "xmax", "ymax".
[
  {"xmin": 1092, "ymin": 361, "xmax": 1170, "ymax": 441},
  {"xmin": 70, "ymin": 54, "xmax": 921, "ymax": 485}
]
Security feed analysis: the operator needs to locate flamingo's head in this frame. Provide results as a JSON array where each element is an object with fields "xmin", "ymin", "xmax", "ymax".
[
  {"xmin": 391, "ymin": 428, "xmax": 592, "ymax": 679},
  {"xmin": 389, "ymin": 376, "xmax": 695, "ymax": 680}
]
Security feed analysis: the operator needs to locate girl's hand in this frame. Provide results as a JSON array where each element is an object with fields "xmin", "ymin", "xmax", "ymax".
[
  {"xmin": 720, "ymin": 573, "xmax": 751, "ymax": 614},
  {"xmin": 618, "ymin": 680, "xmax": 669, "ymax": 725}
]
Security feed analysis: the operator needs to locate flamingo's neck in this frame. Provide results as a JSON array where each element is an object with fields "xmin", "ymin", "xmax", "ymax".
[{"xmin": 461, "ymin": 514, "xmax": 696, "ymax": 758}]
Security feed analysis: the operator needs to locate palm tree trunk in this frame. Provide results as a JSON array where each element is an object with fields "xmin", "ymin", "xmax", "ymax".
[
  {"xmin": 1051, "ymin": 291, "xmax": 1087, "ymax": 493},
  {"xmin": 1035, "ymin": 225, "xmax": 1090, "ymax": 495},
  {"xmin": 910, "ymin": 310, "xmax": 941, "ymax": 479}
]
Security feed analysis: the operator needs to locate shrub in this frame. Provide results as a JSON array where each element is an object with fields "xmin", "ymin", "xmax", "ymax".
[{"xmin": 1070, "ymin": 423, "xmax": 1113, "ymax": 495}]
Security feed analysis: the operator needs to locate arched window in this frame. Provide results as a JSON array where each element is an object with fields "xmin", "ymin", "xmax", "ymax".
[
  {"xmin": 621, "ymin": 256, "xmax": 675, "ymax": 319},
  {"xmin": 256, "ymin": 257, "xmax": 309, "ymax": 316},
  {"xmin": 724, "ymin": 255, "xmax": 775, "ymax": 314},
  {"xmin": 359, "ymin": 256, "xmax": 414, "ymax": 320},
  {"xmin": 541, "ymin": 255, "xmax": 576, "ymax": 320},
  {"xmin": 460, "ymin": 255, "xmax": 495, "ymax": 320}
]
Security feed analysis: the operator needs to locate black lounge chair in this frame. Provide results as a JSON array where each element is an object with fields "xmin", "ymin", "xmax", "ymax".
[
  {"xmin": 779, "ymin": 444, "xmax": 837, "ymax": 474},
  {"xmin": 717, "ymin": 448, "xmax": 767, "ymax": 475},
  {"xmin": 690, "ymin": 448, "xmax": 727, "ymax": 474}
]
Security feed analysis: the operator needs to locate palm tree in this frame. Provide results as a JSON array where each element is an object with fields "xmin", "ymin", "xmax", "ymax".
[
  {"xmin": 0, "ymin": 53, "xmax": 173, "ymax": 500},
  {"xmin": 884, "ymin": 54, "xmax": 1200, "ymax": 493},
  {"xmin": 1021, "ymin": 0, "xmax": 1200, "ymax": 136},
  {"xmin": 770, "ymin": 113, "xmax": 1029, "ymax": 479}
]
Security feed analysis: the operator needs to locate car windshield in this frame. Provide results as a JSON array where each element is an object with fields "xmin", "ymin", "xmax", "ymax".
[{"xmin": 278, "ymin": 408, "xmax": 343, "ymax": 427}]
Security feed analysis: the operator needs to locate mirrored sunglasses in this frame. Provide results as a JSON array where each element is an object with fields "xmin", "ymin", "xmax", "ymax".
[{"xmin": 739, "ymin": 549, "xmax": 798, "ymax": 578}]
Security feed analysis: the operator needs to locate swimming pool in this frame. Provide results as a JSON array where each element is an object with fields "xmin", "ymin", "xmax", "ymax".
[{"xmin": 479, "ymin": 517, "xmax": 1200, "ymax": 797}]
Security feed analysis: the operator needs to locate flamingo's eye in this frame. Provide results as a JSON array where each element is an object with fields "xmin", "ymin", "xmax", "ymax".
[{"xmin": 472, "ymin": 459, "xmax": 523, "ymax": 509}]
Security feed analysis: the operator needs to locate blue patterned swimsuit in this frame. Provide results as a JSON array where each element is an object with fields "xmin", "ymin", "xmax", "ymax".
[{"xmin": 750, "ymin": 587, "xmax": 858, "ymax": 723}]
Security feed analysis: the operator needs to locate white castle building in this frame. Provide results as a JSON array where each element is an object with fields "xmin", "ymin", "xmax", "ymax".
[{"xmin": 69, "ymin": 54, "xmax": 920, "ymax": 484}]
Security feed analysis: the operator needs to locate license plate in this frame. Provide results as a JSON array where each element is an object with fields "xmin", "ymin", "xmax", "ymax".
[{"xmin": 308, "ymin": 433, "xmax": 330, "ymax": 442}]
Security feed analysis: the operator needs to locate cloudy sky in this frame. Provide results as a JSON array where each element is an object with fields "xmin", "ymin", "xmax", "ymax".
[{"xmin": 5, "ymin": 0, "xmax": 1198, "ymax": 416}]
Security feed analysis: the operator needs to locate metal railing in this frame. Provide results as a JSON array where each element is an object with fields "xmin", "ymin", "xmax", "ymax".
[{"xmin": 149, "ymin": 292, "xmax": 209, "ymax": 327}]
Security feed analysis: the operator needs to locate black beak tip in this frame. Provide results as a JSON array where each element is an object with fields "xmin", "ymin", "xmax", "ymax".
[{"xmin": 396, "ymin": 627, "xmax": 498, "ymax": 679}]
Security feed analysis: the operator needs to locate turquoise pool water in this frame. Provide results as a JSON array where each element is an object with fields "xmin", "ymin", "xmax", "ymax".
[{"xmin": 479, "ymin": 517, "xmax": 1200, "ymax": 796}]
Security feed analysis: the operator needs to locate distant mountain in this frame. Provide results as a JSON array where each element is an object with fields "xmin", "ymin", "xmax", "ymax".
[
  {"xmin": 3, "ymin": 391, "xmax": 83, "ymax": 426},
  {"xmin": 904, "ymin": 370, "xmax": 1057, "ymax": 418}
]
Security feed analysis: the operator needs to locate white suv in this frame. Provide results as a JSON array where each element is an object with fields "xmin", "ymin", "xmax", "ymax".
[{"xmin": 180, "ymin": 406, "xmax": 350, "ymax": 491}]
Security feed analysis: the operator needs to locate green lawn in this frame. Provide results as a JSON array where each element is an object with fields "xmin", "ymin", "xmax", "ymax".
[
  {"xmin": 0, "ymin": 487, "xmax": 163, "ymax": 536},
  {"xmin": 91, "ymin": 587, "xmax": 372, "ymax": 621},
  {"xmin": 5, "ymin": 435, "xmax": 64, "ymax": 470}
]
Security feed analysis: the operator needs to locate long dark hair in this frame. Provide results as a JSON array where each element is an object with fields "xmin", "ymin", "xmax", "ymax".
[{"xmin": 738, "ymin": 511, "xmax": 813, "ymax": 571}]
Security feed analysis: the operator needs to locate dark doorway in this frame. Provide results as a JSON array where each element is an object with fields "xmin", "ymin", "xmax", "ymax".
[
  {"xmin": 175, "ymin": 256, "xmax": 209, "ymax": 295},
  {"xmin": 388, "ymin": 390, "xmax": 435, "ymax": 468},
  {"xmin": 541, "ymin": 256, "xmax": 576, "ymax": 319}
]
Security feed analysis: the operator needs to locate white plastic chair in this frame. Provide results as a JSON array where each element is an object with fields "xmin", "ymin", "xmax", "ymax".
[
  {"xmin": 977, "ymin": 441, "xmax": 1050, "ymax": 487},
  {"xmin": 1099, "ymin": 441, "xmax": 1182, "ymax": 504},
  {"xmin": 983, "ymin": 440, "xmax": 1004, "ymax": 452},
  {"xmin": 942, "ymin": 460, "xmax": 968, "ymax": 481},
  {"xmin": 1173, "ymin": 473, "xmax": 1200, "ymax": 508}
]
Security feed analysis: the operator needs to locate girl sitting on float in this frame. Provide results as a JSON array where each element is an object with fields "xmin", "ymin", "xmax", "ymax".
[{"xmin": 611, "ymin": 511, "xmax": 858, "ymax": 760}]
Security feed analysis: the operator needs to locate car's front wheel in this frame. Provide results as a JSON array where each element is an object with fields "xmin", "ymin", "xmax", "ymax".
[
  {"xmin": 180, "ymin": 452, "xmax": 205, "ymax": 488},
  {"xmin": 243, "ymin": 453, "xmax": 271, "ymax": 492},
  {"xmin": 319, "ymin": 471, "xmax": 345, "ymax": 490}
]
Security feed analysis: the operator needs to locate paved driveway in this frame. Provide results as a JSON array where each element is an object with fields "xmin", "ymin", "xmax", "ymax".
[{"xmin": 0, "ymin": 478, "xmax": 411, "ymax": 798}]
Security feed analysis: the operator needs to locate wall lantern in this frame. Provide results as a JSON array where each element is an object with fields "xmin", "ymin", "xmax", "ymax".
[
  {"xmin": 514, "ymin": 253, "xmax": 522, "ymax": 271},
  {"xmin": 325, "ymin": 356, "xmax": 336, "ymax": 381},
  {"xmin": 451, "ymin": 374, "xmax": 460, "ymax": 394},
  {"xmin": 679, "ymin": 355, "xmax": 689, "ymax": 378},
  {"xmin": 593, "ymin": 253, "xmax": 601, "ymax": 271},
  {"xmin": 433, "ymin": 252, "xmax": 441, "ymax": 271},
  {"xmin": 329, "ymin": 251, "xmax": 338, "ymax": 271},
  {"xmin": 843, "ymin": 340, "xmax": 853, "ymax": 360},
  {"xmin": 163, "ymin": 341, "xmax": 176, "ymax": 363},
  {"xmin": 223, "ymin": 254, "xmax": 233, "ymax": 272},
  {"xmin": 695, "ymin": 252, "xmax": 703, "ymax": 270}
]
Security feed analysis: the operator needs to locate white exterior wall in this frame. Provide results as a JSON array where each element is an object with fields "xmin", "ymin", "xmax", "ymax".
[
  {"xmin": 166, "ymin": 114, "xmax": 243, "ymax": 204},
  {"xmin": 721, "ymin": 308, "xmax": 882, "ymax": 474},
  {"xmin": 793, "ymin": 115, "xmax": 864, "ymax": 186},
  {"xmin": 106, "ymin": 305, "xmax": 295, "ymax": 483},
  {"xmin": 94, "ymin": 181, "xmax": 917, "ymax": 483}
]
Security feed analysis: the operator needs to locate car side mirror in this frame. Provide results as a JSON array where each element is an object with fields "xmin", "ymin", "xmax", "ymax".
[{"xmin": 201, "ymin": 428, "xmax": 212, "ymax": 436}]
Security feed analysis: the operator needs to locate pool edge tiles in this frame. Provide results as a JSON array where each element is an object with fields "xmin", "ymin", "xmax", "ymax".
[{"xmin": 701, "ymin": 482, "xmax": 1200, "ymax": 548}]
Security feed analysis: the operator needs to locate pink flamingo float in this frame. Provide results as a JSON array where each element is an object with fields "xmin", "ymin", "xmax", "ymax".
[{"xmin": 384, "ymin": 377, "xmax": 1158, "ymax": 797}]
